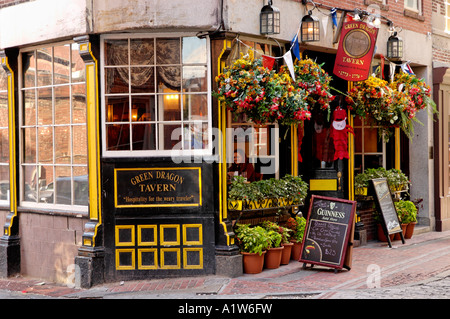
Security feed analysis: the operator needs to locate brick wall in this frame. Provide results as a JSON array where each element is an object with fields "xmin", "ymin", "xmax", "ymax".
[
  {"xmin": 432, "ymin": 0, "xmax": 450, "ymax": 65},
  {"xmin": 291, "ymin": 0, "xmax": 431, "ymax": 34},
  {"xmin": 19, "ymin": 212, "xmax": 87, "ymax": 284}
]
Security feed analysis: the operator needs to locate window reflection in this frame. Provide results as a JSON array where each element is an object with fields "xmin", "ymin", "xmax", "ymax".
[
  {"xmin": 55, "ymin": 86, "xmax": 70, "ymax": 125},
  {"xmin": 23, "ymin": 90, "xmax": 36, "ymax": 126},
  {"xmin": 37, "ymin": 48, "xmax": 52, "ymax": 87},
  {"xmin": 23, "ymin": 52, "xmax": 36, "ymax": 88},
  {"xmin": 37, "ymin": 87, "xmax": 52, "ymax": 125},
  {"xmin": 53, "ymin": 44, "xmax": 70, "ymax": 85},
  {"xmin": 21, "ymin": 43, "xmax": 88, "ymax": 207},
  {"xmin": 182, "ymin": 37, "xmax": 206, "ymax": 64}
]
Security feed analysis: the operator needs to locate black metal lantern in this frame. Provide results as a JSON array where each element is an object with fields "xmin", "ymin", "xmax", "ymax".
[
  {"xmin": 301, "ymin": 11, "xmax": 320, "ymax": 42},
  {"xmin": 387, "ymin": 33, "xmax": 403, "ymax": 59},
  {"xmin": 260, "ymin": 0, "xmax": 280, "ymax": 35}
]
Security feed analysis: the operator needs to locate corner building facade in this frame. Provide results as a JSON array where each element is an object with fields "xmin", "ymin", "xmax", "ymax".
[{"xmin": 0, "ymin": 0, "xmax": 442, "ymax": 287}]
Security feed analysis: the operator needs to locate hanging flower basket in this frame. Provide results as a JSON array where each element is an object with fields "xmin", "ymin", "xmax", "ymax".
[
  {"xmin": 215, "ymin": 51, "xmax": 311, "ymax": 126},
  {"xmin": 346, "ymin": 74, "xmax": 438, "ymax": 142},
  {"xmin": 282, "ymin": 58, "xmax": 335, "ymax": 117}
]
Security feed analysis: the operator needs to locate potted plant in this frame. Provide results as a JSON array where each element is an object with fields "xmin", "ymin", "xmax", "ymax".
[
  {"xmin": 234, "ymin": 224, "xmax": 270, "ymax": 274},
  {"xmin": 264, "ymin": 229, "xmax": 283, "ymax": 269},
  {"xmin": 394, "ymin": 200, "xmax": 418, "ymax": 239},
  {"xmin": 285, "ymin": 216, "xmax": 306, "ymax": 260},
  {"xmin": 354, "ymin": 167, "xmax": 410, "ymax": 196},
  {"xmin": 260, "ymin": 220, "xmax": 293, "ymax": 265},
  {"xmin": 228, "ymin": 176, "xmax": 264, "ymax": 210},
  {"xmin": 373, "ymin": 211, "xmax": 395, "ymax": 242},
  {"xmin": 283, "ymin": 174, "xmax": 309, "ymax": 205}
]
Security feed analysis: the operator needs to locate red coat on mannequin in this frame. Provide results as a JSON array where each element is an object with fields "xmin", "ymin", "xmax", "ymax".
[{"xmin": 329, "ymin": 107, "xmax": 354, "ymax": 160}]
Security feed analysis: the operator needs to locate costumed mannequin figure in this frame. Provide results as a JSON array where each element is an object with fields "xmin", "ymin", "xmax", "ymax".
[{"xmin": 329, "ymin": 106, "xmax": 354, "ymax": 160}]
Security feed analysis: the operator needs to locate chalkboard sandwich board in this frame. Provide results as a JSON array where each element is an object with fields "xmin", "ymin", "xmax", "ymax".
[
  {"xmin": 370, "ymin": 178, "xmax": 405, "ymax": 247},
  {"xmin": 299, "ymin": 195, "xmax": 356, "ymax": 271}
]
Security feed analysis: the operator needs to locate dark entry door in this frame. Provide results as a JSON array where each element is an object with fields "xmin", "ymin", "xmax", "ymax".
[{"xmin": 299, "ymin": 104, "xmax": 347, "ymax": 200}]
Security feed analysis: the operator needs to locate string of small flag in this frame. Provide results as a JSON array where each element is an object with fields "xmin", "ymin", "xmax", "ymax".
[
  {"xmin": 234, "ymin": 7, "xmax": 342, "ymax": 81},
  {"xmin": 236, "ymin": 7, "xmax": 413, "ymax": 83}
]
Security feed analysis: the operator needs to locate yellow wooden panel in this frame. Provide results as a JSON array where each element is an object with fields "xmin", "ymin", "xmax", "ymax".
[
  {"xmin": 115, "ymin": 249, "xmax": 135, "ymax": 270},
  {"xmin": 309, "ymin": 179, "xmax": 337, "ymax": 191},
  {"xmin": 183, "ymin": 248, "xmax": 203, "ymax": 269},
  {"xmin": 138, "ymin": 248, "xmax": 158, "ymax": 270}
]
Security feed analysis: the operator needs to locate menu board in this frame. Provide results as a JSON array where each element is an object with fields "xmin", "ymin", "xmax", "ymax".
[
  {"xmin": 299, "ymin": 195, "xmax": 356, "ymax": 270},
  {"xmin": 370, "ymin": 178, "xmax": 404, "ymax": 246}
]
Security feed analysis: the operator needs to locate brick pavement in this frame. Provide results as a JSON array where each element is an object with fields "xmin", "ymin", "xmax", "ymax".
[{"xmin": 0, "ymin": 229, "xmax": 449, "ymax": 298}]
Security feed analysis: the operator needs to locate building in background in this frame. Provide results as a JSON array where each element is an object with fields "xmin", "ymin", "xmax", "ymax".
[{"xmin": 0, "ymin": 0, "xmax": 442, "ymax": 287}]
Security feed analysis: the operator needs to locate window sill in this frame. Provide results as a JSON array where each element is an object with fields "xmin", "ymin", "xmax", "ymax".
[
  {"xmin": 363, "ymin": 0, "xmax": 389, "ymax": 11},
  {"xmin": 18, "ymin": 206, "xmax": 89, "ymax": 219},
  {"xmin": 404, "ymin": 9, "xmax": 425, "ymax": 22}
]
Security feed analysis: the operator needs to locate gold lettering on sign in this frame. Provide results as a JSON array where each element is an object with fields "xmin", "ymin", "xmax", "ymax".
[{"xmin": 130, "ymin": 171, "xmax": 184, "ymax": 186}]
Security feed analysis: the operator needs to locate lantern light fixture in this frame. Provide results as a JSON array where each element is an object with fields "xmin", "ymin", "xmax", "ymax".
[
  {"xmin": 260, "ymin": 0, "xmax": 280, "ymax": 35},
  {"xmin": 387, "ymin": 32, "xmax": 403, "ymax": 60},
  {"xmin": 301, "ymin": 10, "xmax": 320, "ymax": 42}
]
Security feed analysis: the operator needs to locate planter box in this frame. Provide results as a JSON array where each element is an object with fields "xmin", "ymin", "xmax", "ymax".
[{"xmin": 227, "ymin": 198, "xmax": 300, "ymax": 211}]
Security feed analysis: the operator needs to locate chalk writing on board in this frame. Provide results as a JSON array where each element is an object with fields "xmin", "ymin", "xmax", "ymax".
[
  {"xmin": 300, "ymin": 195, "xmax": 356, "ymax": 270},
  {"xmin": 303, "ymin": 220, "xmax": 348, "ymax": 265}
]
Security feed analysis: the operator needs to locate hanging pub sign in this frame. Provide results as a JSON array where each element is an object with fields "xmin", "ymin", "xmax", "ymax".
[
  {"xmin": 299, "ymin": 195, "xmax": 356, "ymax": 271},
  {"xmin": 114, "ymin": 167, "xmax": 202, "ymax": 208},
  {"xmin": 333, "ymin": 20, "xmax": 379, "ymax": 81}
]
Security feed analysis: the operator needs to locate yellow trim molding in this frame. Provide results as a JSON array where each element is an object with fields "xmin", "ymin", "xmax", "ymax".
[
  {"xmin": 75, "ymin": 36, "xmax": 102, "ymax": 248},
  {"xmin": 0, "ymin": 51, "xmax": 17, "ymax": 236}
]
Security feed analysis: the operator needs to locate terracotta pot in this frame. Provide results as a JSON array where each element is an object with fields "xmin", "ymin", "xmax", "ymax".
[
  {"xmin": 377, "ymin": 224, "xmax": 395, "ymax": 242},
  {"xmin": 405, "ymin": 222, "xmax": 417, "ymax": 239},
  {"xmin": 264, "ymin": 246, "xmax": 284, "ymax": 269},
  {"xmin": 290, "ymin": 240, "xmax": 302, "ymax": 261},
  {"xmin": 241, "ymin": 251, "xmax": 266, "ymax": 274},
  {"xmin": 394, "ymin": 224, "xmax": 408, "ymax": 240},
  {"xmin": 281, "ymin": 242, "xmax": 293, "ymax": 265}
]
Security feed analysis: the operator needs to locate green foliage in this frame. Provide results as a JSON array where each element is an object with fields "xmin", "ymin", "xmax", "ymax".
[
  {"xmin": 260, "ymin": 220, "xmax": 292, "ymax": 244},
  {"xmin": 228, "ymin": 174, "xmax": 309, "ymax": 205},
  {"xmin": 234, "ymin": 224, "xmax": 270, "ymax": 255},
  {"xmin": 285, "ymin": 216, "xmax": 307, "ymax": 242},
  {"xmin": 354, "ymin": 167, "xmax": 410, "ymax": 192},
  {"xmin": 228, "ymin": 176, "xmax": 264, "ymax": 201},
  {"xmin": 394, "ymin": 200, "xmax": 417, "ymax": 224},
  {"xmin": 266, "ymin": 230, "xmax": 283, "ymax": 248}
]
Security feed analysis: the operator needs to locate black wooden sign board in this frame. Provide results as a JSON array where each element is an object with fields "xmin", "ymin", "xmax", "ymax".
[
  {"xmin": 370, "ymin": 178, "xmax": 405, "ymax": 248},
  {"xmin": 299, "ymin": 195, "xmax": 356, "ymax": 271}
]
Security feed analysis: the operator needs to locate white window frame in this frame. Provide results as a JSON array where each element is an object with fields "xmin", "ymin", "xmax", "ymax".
[
  {"xmin": 354, "ymin": 120, "xmax": 386, "ymax": 174},
  {"xmin": 0, "ymin": 66, "xmax": 9, "ymax": 206},
  {"xmin": 404, "ymin": 0, "xmax": 421, "ymax": 14},
  {"xmin": 18, "ymin": 41, "xmax": 89, "ymax": 213},
  {"xmin": 100, "ymin": 33, "xmax": 213, "ymax": 158}
]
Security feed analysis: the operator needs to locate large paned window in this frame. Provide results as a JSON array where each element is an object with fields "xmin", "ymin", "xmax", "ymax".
[
  {"xmin": 101, "ymin": 34, "xmax": 211, "ymax": 157},
  {"xmin": 0, "ymin": 65, "xmax": 9, "ymax": 204},
  {"xmin": 20, "ymin": 42, "xmax": 88, "ymax": 210}
]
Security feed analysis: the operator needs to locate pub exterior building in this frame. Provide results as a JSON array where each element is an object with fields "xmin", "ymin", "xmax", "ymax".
[{"xmin": 0, "ymin": 0, "xmax": 445, "ymax": 287}]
